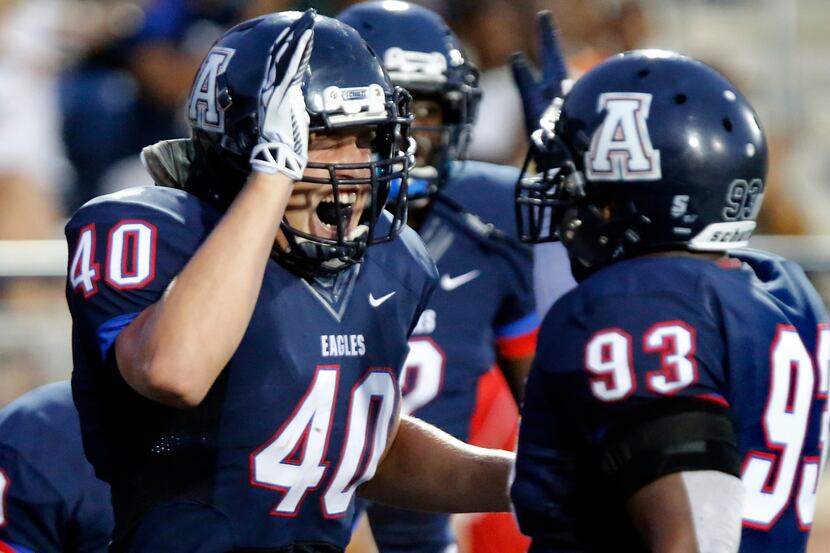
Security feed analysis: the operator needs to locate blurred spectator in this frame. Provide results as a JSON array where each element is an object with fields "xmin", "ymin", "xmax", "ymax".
[
  {"xmin": 0, "ymin": 0, "xmax": 136, "ymax": 410},
  {"xmin": 0, "ymin": 0, "xmax": 70, "ymax": 242},
  {"xmin": 450, "ymin": 0, "xmax": 535, "ymax": 165},
  {"xmin": 62, "ymin": 0, "xmax": 233, "ymax": 207},
  {"xmin": 450, "ymin": 0, "xmax": 649, "ymax": 166},
  {"xmin": 543, "ymin": 0, "xmax": 648, "ymax": 74},
  {"xmin": 0, "ymin": 0, "xmax": 149, "ymax": 228},
  {"xmin": 752, "ymin": 123, "xmax": 808, "ymax": 235},
  {"xmin": 0, "ymin": 351, "xmax": 42, "ymax": 408},
  {"xmin": 0, "ymin": 0, "xmax": 142, "ymax": 311},
  {"xmin": 61, "ymin": 0, "xmax": 305, "ymax": 209}
]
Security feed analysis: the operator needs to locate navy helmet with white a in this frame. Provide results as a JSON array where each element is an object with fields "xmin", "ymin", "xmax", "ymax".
[
  {"xmin": 337, "ymin": 1, "xmax": 481, "ymax": 199},
  {"xmin": 186, "ymin": 11, "xmax": 413, "ymax": 275},
  {"xmin": 516, "ymin": 50, "xmax": 768, "ymax": 277}
]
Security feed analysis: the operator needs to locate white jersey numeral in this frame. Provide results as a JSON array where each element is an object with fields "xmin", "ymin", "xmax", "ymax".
[
  {"xmin": 742, "ymin": 327, "xmax": 815, "ymax": 528},
  {"xmin": 0, "ymin": 468, "xmax": 8, "ymax": 528},
  {"xmin": 742, "ymin": 325, "xmax": 827, "ymax": 530},
  {"xmin": 585, "ymin": 329, "xmax": 636, "ymax": 402},
  {"xmin": 643, "ymin": 322, "xmax": 698, "ymax": 395},
  {"xmin": 323, "ymin": 371, "xmax": 397, "ymax": 516},
  {"xmin": 106, "ymin": 221, "xmax": 156, "ymax": 289},
  {"xmin": 399, "ymin": 337, "xmax": 446, "ymax": 415},
  {"xmin": 69, "ymin": 221, "xmax": 157, "ymax": 295},
  {"xmin": 586, "ymin": 324, "xmax": 698, "ymax": 402},
  {"xmin": 797, "ymin": 325, "xmax": 830, "ymax": 528},
  {"xmin": 69, "ymin": 225, "xmax": 99, "ymax": 296},
  {"xmin": 589, "ymin": 321, "xmax": 828, "ymax": 532},
  {"xmin": 251, "ymin": 368, "xmax": 338, "ymax": 515},
  {"xmin": 251, "ymin": 367, "xmax": 397, "ymax": 517}
]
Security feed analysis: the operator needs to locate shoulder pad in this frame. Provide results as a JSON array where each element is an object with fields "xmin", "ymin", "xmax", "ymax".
[{"xmin": 69, "ymin": 186, "xmax": 220, "ymax": 233}]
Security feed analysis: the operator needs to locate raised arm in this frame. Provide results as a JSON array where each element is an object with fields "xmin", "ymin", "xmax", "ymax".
[{"xmin": 116, "ymin": 11, "xmax": 316, "ymax": 408}]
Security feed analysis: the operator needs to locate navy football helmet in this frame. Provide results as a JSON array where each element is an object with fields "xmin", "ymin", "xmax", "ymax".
[
  {"xmin": 337, "ymin": 1, "xmax": 481, "ymax": 200},
  {"xmin": 185, "ymin": 12, "xmax": 413, "ymax": 276},
  {"xmin": 515, "ymin": 50, "xmax": 768, "ymax": 277}
]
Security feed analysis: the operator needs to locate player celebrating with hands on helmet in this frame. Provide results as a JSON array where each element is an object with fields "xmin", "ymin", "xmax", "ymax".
[
  {"xmin": 511, "ymin": 10, "xmax": 830, "ymax": 553},
  {"xmin": 66, "ymin": 11, "xmax": 512, "ymax": 553}
]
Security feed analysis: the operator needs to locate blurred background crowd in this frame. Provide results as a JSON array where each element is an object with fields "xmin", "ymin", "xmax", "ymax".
[{"xmin": 0, "ymin": 0, "xmax": 829, "ymax": 547}]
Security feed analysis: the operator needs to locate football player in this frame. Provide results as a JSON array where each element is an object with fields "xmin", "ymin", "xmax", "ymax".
[
  {"xmin": 65, "ymin": 11, "xmax": 513, "ymax": 552},
  {"xmin": 511, "ymin": 43, "xmax": 830, "ymax": 552},
  {"xmin": 0, "ymin": 381, "xmax": 113, "ymax": 552},
  {"xmin": 337, "ymin": 3, "xmax": 539, "ymax": 552}
]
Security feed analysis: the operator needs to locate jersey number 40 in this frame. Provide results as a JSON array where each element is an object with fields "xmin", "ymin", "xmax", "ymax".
[
  {"xmin": 250, "ymin": 367, "xmax": 396, "ymax": 518},
  {"xmin": 69, "ymin": 221, "xmax": 157, "ymax": 297}
]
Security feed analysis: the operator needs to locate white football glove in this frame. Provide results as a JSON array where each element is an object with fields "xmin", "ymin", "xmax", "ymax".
[{"xmin": 250, "ymin": 10, "xmax": 316, "ymax": 180}]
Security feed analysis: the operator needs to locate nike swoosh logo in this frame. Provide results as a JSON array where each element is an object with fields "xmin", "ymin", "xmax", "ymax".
[
  {"xmin": 440, "ymin": 270, "xmax": 481, "ymax": 291},
  {"xmin": 369, "ymin": 291, "xmax": 396, "ymax": 307}
]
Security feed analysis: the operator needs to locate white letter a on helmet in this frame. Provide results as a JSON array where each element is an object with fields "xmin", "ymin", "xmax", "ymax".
[
  {"xmin": 188, "ymin": 47, "xmax": 235, "ymax": 131},
  {"xmin": 585, "ymin": 92, "xmax": 661, "ymax": 181}
]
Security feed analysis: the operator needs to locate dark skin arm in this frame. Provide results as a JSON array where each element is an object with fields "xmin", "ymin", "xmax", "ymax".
[
  {"xmin": 497, "ymin": 353, "xmax": 533, "ymax": 404},
  {"xmin": 625, "ymin": 473, "xmax": 699, "ymax": 553}
]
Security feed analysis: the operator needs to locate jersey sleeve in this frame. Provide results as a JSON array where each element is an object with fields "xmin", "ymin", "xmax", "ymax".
[
  {"xmin": 68, "ymin": 481, "xmax": 112, "ymax": 553},
  {"xmin": 492, "ymin": 244, "xmax": 539, "ymax": 359},
  {"xmin": 65, "ymin": 198, "xmax": 205, "ymax": 364},
  {"xmin": 0, "ymin": 447, "xmax": 64, "ymax": 552},
  {"xmin": 511, "ymin": 365, "xmax": 582, "ymax": 548}
]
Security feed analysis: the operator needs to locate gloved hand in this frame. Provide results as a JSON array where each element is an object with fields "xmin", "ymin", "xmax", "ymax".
[
  {"xmin": 250, "ymin": 9, "xmax": 316, "ymax": 180},
  {"xmin": 510, "ymin": 10, "xmax": 569, "ymax": 138}
]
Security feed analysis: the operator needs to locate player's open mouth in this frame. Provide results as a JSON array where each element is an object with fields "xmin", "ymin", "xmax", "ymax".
[{"xmin": 314, "ymin": 191, "xmax": 359, "ymax": 238}]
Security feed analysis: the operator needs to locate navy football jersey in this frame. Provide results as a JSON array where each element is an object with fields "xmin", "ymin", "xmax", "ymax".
[
  {"xmin": 0, "ymin": 381, "xmax": 113, "ymax": 553},
  {"xmin": 65, "ymin": 186, "xmax": 436, "ymax": 552},
  {"xmin": 366, "ymin": 161, "xmax": 538, "ymax": 553},
  {"xmin": 512, "ymin": 250, "xmax": 830, "ymax": 553}
]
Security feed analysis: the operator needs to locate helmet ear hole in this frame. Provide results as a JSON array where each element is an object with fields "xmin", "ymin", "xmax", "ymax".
[
  {"xmin": 674, "ymin": 94, "xmax": 687, "ymax": 105},
  {"xmin": 723, "ymin": 118, "xmax": 733, "ymax": 132},
  {"xmin": 637, "ymin": 68, "xmax": 650, "ymax": 78}
]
